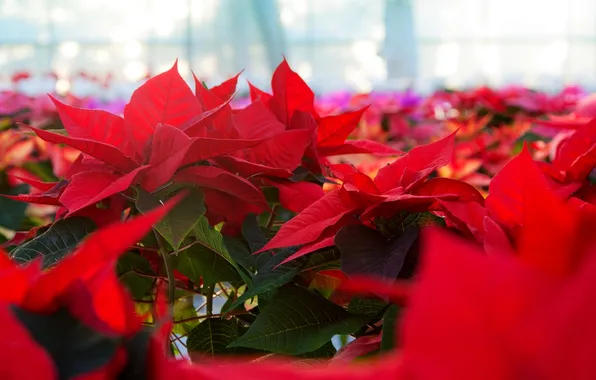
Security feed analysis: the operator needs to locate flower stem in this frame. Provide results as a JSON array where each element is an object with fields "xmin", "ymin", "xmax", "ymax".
[{"xmin": 156, "ymin": 232, "xmax": 176, "ymax": 305}]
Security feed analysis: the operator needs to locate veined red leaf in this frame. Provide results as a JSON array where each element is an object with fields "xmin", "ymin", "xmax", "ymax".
[
  {"xmin": 49, "ymin": 96, "xmax": 138, "ymax": 160},
  {"xmin": 276, "ymin": 238, "xmax": 339, "ymax": 269},
  {"xmin": 234, "ymin": 101, "xmax": 286, "ymax": 139},
  {"xmin": 212, "ymin": 156, "xmax": 292, "ymax": 179},
  {"xmin": 193, "ymin": 73, "xmax": 238, "ymax": 139},
  {"xmin": 232, "ymin": 129, "xmax": 312, "ymax": 171},
  {"xmin": 317, "ymin": 107, "xmax": 369, "ymax": 147},
  {"xmin": 142, "ymin": 124, "xmax": 195, "ymax": 192},
  {"xmin": 202, "ymin": 188, "xmax": 264, "ymax": 233},
  {"xmin": 124, "ymin": 61, "xmax": 200, "ymax": 150},
  {"xmin": 317, "ymin": 139, "xmax": 402, "ymax": 157},
  {"xmin": 269, "ymin": 59, "xmax": 317, "ymax": 125},
  {"xmin": 438, "ymin": 200, "xmax": 487, "ymax": 241},
  {"xmin": 59, "ymin": 166, "xmax": 148, "ymax": 215},
  {"xmin": 263, "ymin": 179, "xmax": 324, "ymax": 213},
  {"xmin": 411, "ymin": 178, "xmax": 485, "ymax": 205},
  {"xmin": 374, "ymin": 132, "xmax": 456, "ymax": 193},
  {"xmin": 360, "ymin": 193, "xmax": 452, "ymax": 221},
  {"xmin": 248, "ymin": 81, "xmax": 272, "ymax": 104},
  {"xmin": 210, "ymin": 71, "xmax": 242, "ymax": 101},
  {"xmin": 29, "ymin": 126, "xmax": 138, "ymax": 172},
  {"xmin": 180, "ymin": 136, "xmax": 265, "ymax": 167},
  {"xmin": 256, "ymin": 190, "xmax": 354, "ymax": 253},
  {"xmin": 289, "ymin": 110, "xmax": 322, "ymax": 174},
  {"xmin": 175, "ymin": 166, "xmax": 268, "ymax": 211},
  {"xmin": 180, "ymin": 95, "xmax": 235, "ymax": 138},
  {"xmin": 8, "ymin": 175, "xmax": 56, "ymax": 192},
  {"xmin": 3, "ymin": 180, "xmax": 68, "ymax": 206}
]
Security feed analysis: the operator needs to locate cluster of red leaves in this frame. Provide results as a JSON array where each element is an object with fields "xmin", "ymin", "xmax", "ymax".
[
  {"xmin": 258, "ymin": 131, "xmax": 483, "ymax": 262},
  {"xmin": 3, "ymin": 61, "xmax": 596, "ymax": 379},
  {"xmin": 0, "ymin": 198, "xmax": 177, "ymax": 379},
  {"xmin": 8, "ymin": 60, "xmax": 398, "ymax": 233},
  {"xmin": 9, "ymin": 146, "xmax": 596, "ymax": 380}
]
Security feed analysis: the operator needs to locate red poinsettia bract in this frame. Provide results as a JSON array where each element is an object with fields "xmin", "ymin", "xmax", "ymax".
[
  {"xmin": 256, "ymin": 131, "xmax": 484, "ymax": 262},
  {"xmin": 0, "ymin": 197, "xmax": 177, "ymax": 378}
]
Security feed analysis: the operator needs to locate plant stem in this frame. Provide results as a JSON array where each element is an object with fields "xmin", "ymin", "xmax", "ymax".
[
  {"xmin": 266, "ymin": 204, "xmax": 279, "ymax": 229},
  {"xmin": 217, "ymin": 282, "xmax": 230, "ymax": 299},
  {"xmin": 205, "ymin": 284, "xmax": 215, "ymax": 316},
  {"xmin": 174, "ymin": 311, "xmax": 250, "ymax": 324},
  {"xmin": 155, "ymin": 232, "xmax": 176, "ymax": 305}
]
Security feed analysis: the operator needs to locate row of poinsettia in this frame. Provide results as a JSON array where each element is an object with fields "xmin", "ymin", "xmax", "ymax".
[{"xmin": 1, "ymin": 59, "xmax": 596, "ymax": 379}]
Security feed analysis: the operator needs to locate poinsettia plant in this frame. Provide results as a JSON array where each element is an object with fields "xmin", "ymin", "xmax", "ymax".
[{"xmin": 1, "ymin": 58, "xmax": 596, "ymax": 380}]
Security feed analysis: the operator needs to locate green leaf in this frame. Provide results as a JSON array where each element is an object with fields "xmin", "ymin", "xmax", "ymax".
[
  {"xmin": 10, "ymin": 217, "xmax": 96, "ymax": 268},
  {"xmin": 300, "ymin": 340, "xmax": 337, "ymax": 359},
  {"xmin": 222, "ymin": 248, "xmax": 306, "ymax": 312},
  {"xmin": 229, "ymin": 285, "xmax": 366, "ymax": 355},
  {"xmin": 381, "ymin": 304, "xmax": 400, "ymax": 352},
  {"xmin": 13, "ymin": 306, "xmax": 118, "ymax": 379},
  {"xmin": 241, "ymin": 214, "xmax": 267, "ymax": 253},
  {"xmin": 135, "ymin": 188, "xmax": 205, "ymax": 250},
  {"xmin": 175, "ymin": 244, "xmax": 240, "ymax": 286},
  {"xmin": 193, "ymin": 216, "xmax": 253, "ymax": 286},
  {"xmin": 0, "ymin": 184, "xmax": 29, "ymax": 230},
  {"xmin": 187, "ymin": 318, "xmax": 240, "ymax": 357},
  {"xmin": 120, "ymin": 272, "xmax": 154, "ymax": 300},
  {"xmin": 117, "ymin": 252, "xmax": 156, "ymax": 299},
  {"xmin": 303, "ymin": 247, "xmax": 341, "ymax": 271},
  {"xmin": 224, "ymin": 236, "xmax": 255, "ymax": 274},
  {"xmin": 347, "ymin": 297, "xmax": 388, "ymax": 319},
  {"xmin": 172, "ymin": 297, "xmax": 199, "ymax": 335}
]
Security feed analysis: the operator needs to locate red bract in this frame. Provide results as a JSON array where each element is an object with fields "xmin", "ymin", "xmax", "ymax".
[
  {"xmin": 400, "ymin": 216, "xmax": 596, "ymax": 380},
  {"xmin": 256, "ymin": 132, "xmax": 483, "ymax": 262},
  {"xmin": 191, "ymin": 77, "xmax": 324, "ymax": 215},
  {"xmin": 0, "ymin": 198, "xmax": 176, "ymax": 378},
  {"xmin": 248, "ymin": 60, "xmax": 401, "ymax": 173},
  {"xmin": 20, "ymin": 62, "xmax": 265, "ymax": 220}
]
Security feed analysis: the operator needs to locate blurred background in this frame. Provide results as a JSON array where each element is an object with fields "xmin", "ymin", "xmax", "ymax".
[{"xmin": 1, "ymin": 0, "xmax": 596, "ymax": 98}]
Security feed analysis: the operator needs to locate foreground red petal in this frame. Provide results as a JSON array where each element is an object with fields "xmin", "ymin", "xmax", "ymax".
[
  {"xmin": 23, "ymin": 197, "xmax": 179, "ymax": 318},
  {"xmin": 402, "ymin": 228, "xmax": 555, "ymax": 380},
  {"xmin": 0, "ymin": 304, "xmax": 57, "ymax": 379}
]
